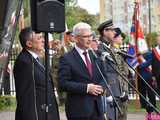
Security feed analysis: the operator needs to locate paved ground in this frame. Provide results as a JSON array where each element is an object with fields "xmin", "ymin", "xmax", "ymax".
[{"xmin": 0, "ymin": 111, "xmax": 146, "ymax": 120}]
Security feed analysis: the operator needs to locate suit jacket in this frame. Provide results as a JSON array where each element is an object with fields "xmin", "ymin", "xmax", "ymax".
[
  {"xmin": 58, "ymin": 48, "xmax": 105, "ymax": 118},
  {"xmin": 152, "ymin": 47, "xmax": 160, "ymax": 78},
  {"xmin": 138, "ymin": 51, "xmax": 152, "ymax": 79},
  {"xmin": 13, "ymin": 49, "xmax": 59, "ymax": 120}
]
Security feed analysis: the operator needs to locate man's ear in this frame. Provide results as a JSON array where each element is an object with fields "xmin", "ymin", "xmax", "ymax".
[{"xmin": 26, "ymin": 40, "xmax": 32, "ymax": 48}]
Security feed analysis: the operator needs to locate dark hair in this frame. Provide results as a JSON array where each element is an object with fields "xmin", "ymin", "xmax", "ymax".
[
  {"xmin": 19, "ymin": 27, "xmax": 33, "ymax": 48},
  {"xmin": 66, "ymin": 31, "xmax": 72, "ymax": 35}
]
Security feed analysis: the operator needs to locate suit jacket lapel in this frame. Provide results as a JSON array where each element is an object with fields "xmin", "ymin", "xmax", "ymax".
[
  {"xmin": 72, "ymin": 48, "xmax": 91, "ymax": 78},
  {"xmin": 33, "ymin": 58, "xmax": 45, "ymax": 73},
  {"xmin": 88, "ymin": 50, "xmax": 96, "ymax": 78}
]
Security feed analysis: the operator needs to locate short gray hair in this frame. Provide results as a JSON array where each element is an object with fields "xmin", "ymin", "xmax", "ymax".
[{"xmin": 73, "ymin": 22, "xmax": 91, "ymax": 36}]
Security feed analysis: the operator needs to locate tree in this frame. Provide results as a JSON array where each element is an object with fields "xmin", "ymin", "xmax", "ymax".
[
  {"xmin": 65, "ymin": 0, "xmax": 78, "ymax": 7},
  {"xmin": 145, "ymin": 32, "xmax": 158, "ymax": 48},
  {"xmin": 65, "ymin": 5, "xmax": 98, "ymax": 31}
]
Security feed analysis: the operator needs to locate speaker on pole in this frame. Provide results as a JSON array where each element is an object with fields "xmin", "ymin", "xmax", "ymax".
[
  {"xmin": 0, "ymin": 0, "xmax": 8, "ymax": 33},
  {"xmin": 30, "ymin": 0, "xmax": 65, "ymax": 32}
]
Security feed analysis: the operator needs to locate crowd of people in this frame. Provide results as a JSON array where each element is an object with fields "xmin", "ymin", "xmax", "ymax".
[{"xmin": 13, "ymin": 20, "xmax": 160, "ymax": 120}]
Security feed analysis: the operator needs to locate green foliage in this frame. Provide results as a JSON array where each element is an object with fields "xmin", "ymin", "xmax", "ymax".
[
  {"xmin": 65, "ymin": 1, "xmax": 98, "ymax": 31},
  {"xmin": 65, "ymin": 0, "xmax": 78, "ymax": 7},
  {"xmin": 128, "ymin": 100, "xmax": 146, "ymax": 112},
  {"xmin": 66, "ymin": 6, "xmax": 98, "ymax": 31},
  {"xmin": 23, "ymin": 0, "xmax": 30, "ymax": 19},
  {"xmin": 0, "ymin": 96, "xmax": 16, "ymax": 111},
  {"xmin": 145, "ymin": 32, "xmax": 158, "ymax": 48}
]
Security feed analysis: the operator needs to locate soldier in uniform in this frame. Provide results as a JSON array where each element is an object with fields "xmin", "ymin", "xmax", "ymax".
[
  {"xmin": 51, "ymin": 39, "xmax": 66, "ymax": 105},
  {"xmin": 97, "ymin": 20, "xmax": 129, "ymax": 120},
  {"xmin": 65, "ymin": 31, "xmax": 76, "ymax": 52}
]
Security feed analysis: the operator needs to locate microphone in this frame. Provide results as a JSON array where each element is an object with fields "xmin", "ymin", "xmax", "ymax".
[
  {"xmin": 102, "ymin": 43, "xmax": 134, "ymax": 59},
  {"xmin": 114, "ymin": 49, "xmax": 134, "ymax": 59},
  {"xmin": 102, "ymin": 43, "xmax": 112, "ymax": 52},
  {"xmin": 101, "ymin": 52, "xmax": 115, "ymax": 63},
  {"xmin": 89, "ymin": 48, "xmax": 116, "ymax": 64},
  {"xmin": 89, "ymin": 48, "xmax": 98, "ymax": 59},
  {"xmin": 96, "ymin": 50, "xmax": 116, "ymax": 64}
]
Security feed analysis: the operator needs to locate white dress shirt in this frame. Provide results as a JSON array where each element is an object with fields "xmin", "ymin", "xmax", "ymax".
[{"xmin": 75, "ymin": 45, "xmax": 91, "ymax": 65}]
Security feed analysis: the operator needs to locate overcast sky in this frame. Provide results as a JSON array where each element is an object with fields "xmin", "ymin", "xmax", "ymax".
[{"xmin": 77, "ymin": 0, "xmax": 99, "ymax": 14}]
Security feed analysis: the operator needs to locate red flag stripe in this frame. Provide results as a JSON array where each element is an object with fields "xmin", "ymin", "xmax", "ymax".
[{"xmin": 152, "ymin": 48, "xmax": 160, "ymax": 61}]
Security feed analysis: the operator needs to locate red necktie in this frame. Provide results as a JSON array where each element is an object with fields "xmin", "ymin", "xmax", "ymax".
[{"xmin": 83, "ymin": 51, "xmax": 93, "ymax": 77}]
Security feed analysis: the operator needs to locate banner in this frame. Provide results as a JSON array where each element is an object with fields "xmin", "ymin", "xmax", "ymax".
[
  {"xmin": 0, "ymin": 0, "xmax": 23, "ymax": 90},
  {"xmin": 127, "ymin": 2, "xmax": 148, "ymax": 68},
  {"xmin": 130, "ymin": 2, "xmax": 148, "ymax": 53}
]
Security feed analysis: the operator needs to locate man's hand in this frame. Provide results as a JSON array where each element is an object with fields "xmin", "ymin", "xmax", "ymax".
[{"xmin": 87, "ymin": 83, "xmax": 103, "ymax": 96}]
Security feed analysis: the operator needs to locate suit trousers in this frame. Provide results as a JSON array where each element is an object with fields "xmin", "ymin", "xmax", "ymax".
[{"xmin": 67, "ymin": 101, "xmax": 104, "ymax": 120}]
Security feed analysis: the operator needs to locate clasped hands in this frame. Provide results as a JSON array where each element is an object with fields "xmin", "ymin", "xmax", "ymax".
[{"xmin": 87, "ymin": 83, "xmax": 104, "ymax": 96}]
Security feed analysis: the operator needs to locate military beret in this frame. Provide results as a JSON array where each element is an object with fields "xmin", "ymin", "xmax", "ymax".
[
  {"xmin": 114, "ymin": 28, "xmax": 122, "ymax": 38},
  {"xmin": 97, "ymin": 19, "xmax": 114, "ymax": 33}
]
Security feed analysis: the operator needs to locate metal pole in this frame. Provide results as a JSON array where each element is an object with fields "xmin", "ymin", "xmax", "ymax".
[
  {"xmin": 148, "ymin": 0, "xmax": 152, "ymax": 48},
  {"xmin": 44, "ymin": 33, "xmax": 49, "ymax": 120},
  {"xmin": 148, "ymin": 0, "xmax": 151, "ymax": 34}
]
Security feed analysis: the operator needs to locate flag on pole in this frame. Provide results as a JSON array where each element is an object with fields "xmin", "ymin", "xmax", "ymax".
[
  {"xmin": 127, "ymin": 2, "xmax": 148, "ymax": 68},
  {"xmin": 130, "ymin": 2, "xmax": 148, "ymax": 53},
  {"xmin": 127, "ymin": 45, "xmax": 139, "ymax": 69}
]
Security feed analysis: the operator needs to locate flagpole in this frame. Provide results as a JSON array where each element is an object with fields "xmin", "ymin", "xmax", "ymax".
[
  {"xmin": 134, "ymin": 1, "xmax": 141, "ymax": 110},
  {"xmin": 148, "ymin": 0, "xmax": 151, "ymax": 34},
  {"xmin": 148, "ymin": 0, "xmax": 152, "ymax": 48}
]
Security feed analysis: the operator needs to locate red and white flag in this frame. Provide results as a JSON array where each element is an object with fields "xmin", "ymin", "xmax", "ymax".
[{"xmin": 130, "ymin": 2, "xmax": 148, "ymax": 54}]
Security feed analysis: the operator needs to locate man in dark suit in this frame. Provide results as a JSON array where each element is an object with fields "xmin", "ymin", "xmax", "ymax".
[
  {"xmin": 13, "ymin": 27, "xmax": 59, "ymax": 120},
  {"xmin": 58, "ymin": 22, "xmax": 106, "ymax": 120},
  {"xmin": 152, "ymin": 35, "xmax": 160, "ymax": 96},
  {"xmin": 138, "ymin": 51, "xmax": 156, "ymax": 112}
]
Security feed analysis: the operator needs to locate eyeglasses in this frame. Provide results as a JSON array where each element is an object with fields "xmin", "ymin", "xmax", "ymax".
[
  {"xmin": 104, "ymin": 28, "xmax": 114, "ymax": 31},
  {"xmin": 79, "ymin": 34, "xmax": 93, "ymax": 39}
]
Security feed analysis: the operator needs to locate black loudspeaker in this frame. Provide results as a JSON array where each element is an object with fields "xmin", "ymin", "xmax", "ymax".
[
  {"xmin": 0, "ymin": 0, "xmax": 8, "ymax": 32},
  {"xmin": 30, "ymin": 0, "xmax": 65, "ymax": 32}
]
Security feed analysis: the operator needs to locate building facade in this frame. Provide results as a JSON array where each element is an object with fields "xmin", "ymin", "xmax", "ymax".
[{"xmin": 99, "ymin": 0, "xmax": 160, "ymax": 34}]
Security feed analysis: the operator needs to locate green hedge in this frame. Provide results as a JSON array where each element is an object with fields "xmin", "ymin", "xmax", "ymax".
[{"xmin": 0, "ymin": 96, "xmax": 16, "ymax": 111}]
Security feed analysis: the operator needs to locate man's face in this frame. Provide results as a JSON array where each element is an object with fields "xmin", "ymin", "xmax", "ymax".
[
  {"xmin": 157, "ymin": 36, "xmax": 160, "ymax": 45},
  {"xmin": 68, "ymin": 34, "xmax": 75, "ymax": 42},
  {"xmin": 113, "ymin": 35, "xmax": 123, "ymax": 45},
  {"xmin": 76, "ymin": 29, "xmax": 93, "ymax": 50},
  {"xmin": 103, "ymin": 28, "xmax": 115, "ymax": 42},
  {"xmin": 27, "ymin": 32, "xmax": 44, "ymax": 53},
  {"xmin": 90, "ymin": 40, "xmax": 98, "ymax": 50}
]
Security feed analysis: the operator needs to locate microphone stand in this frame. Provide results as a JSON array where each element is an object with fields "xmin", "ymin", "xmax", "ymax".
[
  {"xmin": 101, "ymin": 43, "xmax": 159, "ymax": 113},
  {"xmin": 125, "ymin": 60, "xmax": 160, "ymax": 100},
  {"xmin": 44, "ymin": 32, "xmax": 49, "ymax": 120},
  {"xmin": 106, "ymin": 58, "xmax": 160, "ymax": 113},
  {"xmin": 90, "ymin": 50, "xmax": 123, "ymax": 118},
  {"xmin": 104, "ymin": 42, "xmax": 160, "ymax": 100}
]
